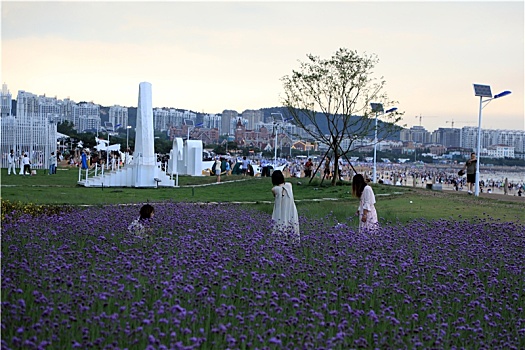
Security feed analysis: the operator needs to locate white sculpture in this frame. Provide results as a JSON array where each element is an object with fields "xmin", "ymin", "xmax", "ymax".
[
  {"xmin": 184, "ymin": 140, "xmax": 204, "ymax": 176},
  {"xmin": 168, "ymin": 137, "xmax": 184, "ymax": 186},
  {"xmin": 78, "ymin": 82, "xmax": 175, "ymax": 187}
]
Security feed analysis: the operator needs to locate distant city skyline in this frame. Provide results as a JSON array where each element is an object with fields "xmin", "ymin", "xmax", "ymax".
[
  {"xmin": 4, "ymin": 84, "xmax": 524, "ymax": 134},
  {"xmin": 2, "ymin": 1, "xmax": 523, "ymax": 132}
]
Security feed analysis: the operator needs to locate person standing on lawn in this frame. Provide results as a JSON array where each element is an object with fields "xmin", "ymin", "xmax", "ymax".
[
  {"xmin": 214, "ymin": 156, "xmax": 222, "ymax": 183},
  {"xmin": 352, "ymin": 173, "xmax": 379, "ymax": 233},
  {"xmin": 271, "ymin": 170, "xmax": 300, "ymax": 243},
  {"xmin": 461, "ymin": 152, "xmax": 477, "ymax": 195},
  {"xmin": 49, "ymin": 152, "xmax": 57, "ymax": 175},
  {"xmin": 22, "ymin": 153, "xmax": 31, "ymax": 175},
  {"xmin": 7, "ymin": 149, "xmax": 17, "ymax": 175}
]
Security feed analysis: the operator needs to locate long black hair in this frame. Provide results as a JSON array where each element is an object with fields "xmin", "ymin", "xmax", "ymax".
[
  {"xmin": 352, "ymin": 174, "xmax": 367, "ymax": 198},
  {"xmin": 139, "ymin": 204, "xmax": 154, "ymax": 220},
  {"xmin": 271, "ymin": 170, "xmax": 285, "ymax": 186}
]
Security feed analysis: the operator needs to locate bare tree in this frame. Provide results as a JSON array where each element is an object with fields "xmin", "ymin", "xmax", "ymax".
[{"xmin": 281, "ymin": 48, "xmax": 403, "ymax": 185}]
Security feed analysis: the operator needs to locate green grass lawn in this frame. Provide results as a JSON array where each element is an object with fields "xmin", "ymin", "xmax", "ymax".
[{"xmin": 1, "ymin": 166, "xmax": 523, "ymax": 225}]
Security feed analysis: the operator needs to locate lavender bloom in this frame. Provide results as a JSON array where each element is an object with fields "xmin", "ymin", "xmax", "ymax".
[{"xmin": 1, "ymin": 204, "xmax": 523, "ymax": 348}]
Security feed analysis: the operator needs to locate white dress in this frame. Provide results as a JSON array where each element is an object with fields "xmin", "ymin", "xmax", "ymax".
[
  {"xmin": 272, "ymin": 183, "xmax": 300, "ymax": 242},
  {"xmin": 128, "ymin": 218, "xmax": 148, "ymax": 238},
  {"xmin": 358, "ymin": 185, "xmax": 379, "ymax": 232}
]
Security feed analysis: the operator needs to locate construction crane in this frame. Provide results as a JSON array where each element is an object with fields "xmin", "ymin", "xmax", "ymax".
[
  {"xmin": 415, "ymin": 114, "xmax": 439, "ymax": 127},
  {"xmin": 445, "ymin": 119, "xmax": 472, "ymax": 128}
]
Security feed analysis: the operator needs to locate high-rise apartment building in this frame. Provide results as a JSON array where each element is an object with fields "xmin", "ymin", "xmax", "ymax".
[
  {"xmin": 57, "ymin": 98, "xmax": 77, "ymax": 125},
  {"xmin": 109, "ymin": 105, "xmax": 128, "ymax": 130},
  {"xmin": 431, "ymin": 128, "xmax": 461, "ymax": 148},
  {"xmin": 1, "ymin": 83, "xmax": 12, "ymax": 117},
  {"xmin": 74, "ymin": 102, "xmax": 100, "ymax": 132},
  {"xmin": 459, "ymin": 126, "xmax": 525, "ymax": 153},
  {"xmin": 16, "ymin": 90, "xmax": 39, "ymax": 118},
  {"xmin": 400, "ymin": 126, "xmax": 431, "ymax": 144},
  {"xmin": 153, "ymin": 108, "xmax": 170, "ymax": 131},
  {"xmin": 221, "ymin": 110, "xmax": 238, "ymax": 136},
  {"xmin": 203, "ymin": 113, "xmax": 221, "ymax": 130},
  {"xmin": 241, "ymin": 109, "xmax": 264, "ymax": 130},
  {"xmin": 153, "ymin": 108, "xmax": 197, "ymax": 132}
]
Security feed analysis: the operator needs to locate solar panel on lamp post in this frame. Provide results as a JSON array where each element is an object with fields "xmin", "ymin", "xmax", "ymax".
[{"xmin": 472, "ymin": 84, "xmax": 511, "ymax": 197}]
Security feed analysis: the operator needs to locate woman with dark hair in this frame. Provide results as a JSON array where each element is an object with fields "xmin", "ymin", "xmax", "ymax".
[
  {"xmin": 352, "ymin": 174, "xmax": 378, "ymax": 232},
  {"xmin": 271, "ymin": 170, "xmax": 300, "ymax": 242},
  {"xmin": 128, "ymin": 204, "xmax": 155, "ymax": 237}
]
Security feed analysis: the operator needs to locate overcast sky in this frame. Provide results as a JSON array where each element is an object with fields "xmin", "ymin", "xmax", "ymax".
[{"xmin": 2, "ymin": 0, "xmax": 523, "ymax": 132}]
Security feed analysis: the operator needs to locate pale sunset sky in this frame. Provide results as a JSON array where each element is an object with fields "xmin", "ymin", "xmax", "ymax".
[{"xmin": 1, "ymin": 0, "xmax": 524, "ymax": 132}]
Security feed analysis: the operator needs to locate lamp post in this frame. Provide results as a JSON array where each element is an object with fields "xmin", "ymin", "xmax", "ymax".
[
  {"xmin": 472, "ymin": 84, "xmax": 511, "ymax": 196},
  {"xmin": 370, "ymin": 103, "xmax": 397, "ymax": 183},
  {"xmin": 271, "ymin": 113, "xmax": 284, "ymax": 165},
  {"xmin": 271, "ymin": 113, "xmax": 294, "ymax": 164},
  {"xmin": 126, "ymin": 125, "xmax": 132, "ymax": 151},
  {"xmin": 289, "ymin": 133, "xmax": 293, "ymax": 159},
  {"xmin": 125, "ymin": 125, "xmax": 132, "ymax": 165}
]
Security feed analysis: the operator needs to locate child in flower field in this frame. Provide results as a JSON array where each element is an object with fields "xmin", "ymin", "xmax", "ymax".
[{"xmin": 128, "ymin": 204, "xmax": 154, "ymax": 237}]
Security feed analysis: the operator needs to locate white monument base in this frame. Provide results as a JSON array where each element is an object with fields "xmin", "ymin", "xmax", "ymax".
[{"xmin": 78, "ymin": 82, "xmax": 175, "ymax": 188}]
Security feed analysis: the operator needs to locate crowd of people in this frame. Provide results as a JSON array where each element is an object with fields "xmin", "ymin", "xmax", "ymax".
[
  {"xmin": 203, "ymin": 153, "xmax": 524, "ymax": 197},
  {"xmin": 6, "ymin": 149, "xmax": 57, "ymax": 176}
]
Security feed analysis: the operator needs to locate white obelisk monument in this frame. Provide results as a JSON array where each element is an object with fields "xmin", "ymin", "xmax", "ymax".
[
  {"xmin": 132, "ymin": 82, "xmax": 171, "ymax": 187},
  {"xmin": 78, "ymin": 82, "xmax": 174, "ymax": 187}
]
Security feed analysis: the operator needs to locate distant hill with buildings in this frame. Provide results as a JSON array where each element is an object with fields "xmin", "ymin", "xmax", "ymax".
[{"xmin": 257, "ymin": 107, "xmax": 401, "ymax": 140}]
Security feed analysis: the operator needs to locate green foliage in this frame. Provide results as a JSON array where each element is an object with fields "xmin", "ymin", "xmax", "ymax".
[
  {"xmin": 281, "ymin": 48, "xmax": 404, "ymax": 185},
  {"xmin": 154, "ymin": 138, "xmax": 173, "ymax": 154},
  {"xmin": 57, "ymin": 121, "xmax": 77, "ymax": 136}
]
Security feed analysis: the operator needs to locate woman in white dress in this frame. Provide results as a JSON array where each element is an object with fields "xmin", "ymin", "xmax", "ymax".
[
  {"xmin": 352, "ymin": 174, "xmax": 379, "ymax": 232},
  {"xmin": 271, "ymin": 170, "xmax": 300, "ymax": 243}
]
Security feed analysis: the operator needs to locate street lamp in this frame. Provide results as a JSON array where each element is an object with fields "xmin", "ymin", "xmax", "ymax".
[
  {"xmin": 271, "ymin": 113, "xmax": 284, "ymax": 164},
  {"xmin": 126, "ymin": 125, "xmax": 132, "ymax": 151},
  {"xmin": 370, "ymin": 103, "xmax": 397, "ymax": 183},
  {"xmin": 187, "ymin": 122, "xmax": 204, "ymax": 141},
  {"xmin": 125, "ymin": 125, "xmax": 132, "ymax": 165},
  {"xmin": 271, "ymin": 113, "xmax": 294, "ymax": 164},
  {"xmin": 472, "ymin": 84, "xmax": 511, "ymax": 196}
]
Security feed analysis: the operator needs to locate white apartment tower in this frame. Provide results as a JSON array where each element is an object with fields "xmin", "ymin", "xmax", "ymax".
[
  {"xmin": 1, "ymin": 83, "xmax": 12, "ymax": 117},
  {"xmin": 242, "ymin": 109, "xmax": 264, "ymax": 130},
  {"xmin": 109, "ymin": 105, "xmax": 128, "ymax": 130},
  {"xmin": 203, "ymin": 113, "xmax": 221, "ymax": 129},
  {"xmin": 221, "ymin": 110, "xmax": 238, "ymax": 136},
  {"xmin": 75, "ymin": 102, "xmax": 100, "ymax": 132},
  {"xmin": 460, "ymin": 126, "xmax": 525, "ymax": 154},
  {"xmin": 153, "ymin": 108, "xmax": 195, "ymax": 132}
]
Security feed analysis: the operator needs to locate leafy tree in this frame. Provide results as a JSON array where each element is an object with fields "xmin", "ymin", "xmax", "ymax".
[
  {"xmin": 281, "ymin": 48, "xmax": 403, "ymax": 185},
  {"xmin": 57, "ymin": 121, "xmax": 77, "ymax": 136},
  {"xmin": 213, "ymin": 141, "xmax": 239, "ymax": 156},
  {"xmin": 154, "ymin": 138, "xmax": 173, "ymax": 155}
]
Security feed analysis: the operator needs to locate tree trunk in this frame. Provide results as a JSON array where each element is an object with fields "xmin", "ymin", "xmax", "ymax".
[{"xmin": 331, "ymin": 151, "xmax": 340, "ymax": 185}]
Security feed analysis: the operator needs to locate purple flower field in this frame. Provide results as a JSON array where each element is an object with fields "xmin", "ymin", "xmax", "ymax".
[{"xmin": 1, "ymin": 202, "xmax": 524, "ymax": 349}]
